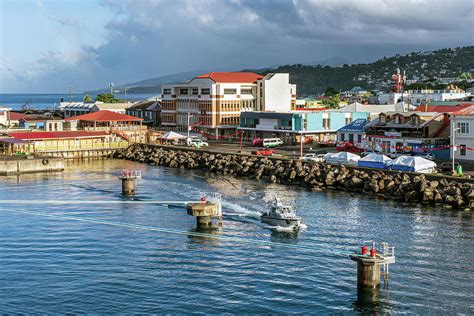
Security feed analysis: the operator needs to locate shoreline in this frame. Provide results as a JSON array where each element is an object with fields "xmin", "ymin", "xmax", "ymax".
[{"xmin": 114, "ymin": 143, "xmax": 474, "ymax": 210}]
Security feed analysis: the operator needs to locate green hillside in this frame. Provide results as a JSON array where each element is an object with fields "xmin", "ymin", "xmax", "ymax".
[{"xmin": 255, "ymin": 46, "xmax": 474, "ymax": 95}]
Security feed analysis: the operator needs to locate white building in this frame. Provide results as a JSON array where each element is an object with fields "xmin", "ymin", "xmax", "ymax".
[
  {"xmin": 256, "ymin": 73, "xmax": 297, "ymax": 112},
  {"xmin": 161, "ymin": 72, "xmax": 296, "ymax": 138},
  {"xmin": 60, "ymin": 102, "xmax": 95, "ymax": 118},
  {"xmin": 378, "ymin": 86, "xmax": 470, "ymax": 106},
  {"xmin": 91, "ymin": 103, "xmax": 132, "ymax": 114},
  {"xmin": 0, "ymin": 106, "xmax": 11, "ymax": 127},
  {"xmin": 451, "ymin": 113, "xmax": 474, "ymax": 162}
]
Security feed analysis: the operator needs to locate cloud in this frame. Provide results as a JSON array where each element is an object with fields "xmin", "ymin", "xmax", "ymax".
[
  {"xmin": 1, "ymin": 0, "xmax": 473, "ymax": 92},
  {"xmin": 47, "ymin": 15, "xmax": 80, "ymax": 27}
]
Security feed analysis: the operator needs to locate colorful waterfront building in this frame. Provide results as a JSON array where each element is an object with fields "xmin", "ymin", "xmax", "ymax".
[
  {"xmin": 239, "ymin": 110, "xmax": 368, "ymax": 144},
  {"xmin": 0, "ymin": 130, "xmax": 129, "ymax": 156}
]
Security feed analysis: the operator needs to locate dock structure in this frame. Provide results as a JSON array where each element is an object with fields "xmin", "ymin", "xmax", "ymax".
[
  {"xmin": 118, "ymin": 170, "xmax": 141, "ymax": 195},
  {"xmin": 350, "ymin": 242, "xmax": 395, "ymax": 289},
  {"xmin": 186, "ymin": 193, "xmax": 223, "ymax": 228}
]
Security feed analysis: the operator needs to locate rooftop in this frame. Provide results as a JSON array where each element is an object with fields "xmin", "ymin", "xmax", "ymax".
[
  {"xmin": 65, "ymin": 110, "xmax": 143, "ymax": 122},
  {"xmin": 195, "ymin": 72, "xmax": 264, "ymax": 83}
]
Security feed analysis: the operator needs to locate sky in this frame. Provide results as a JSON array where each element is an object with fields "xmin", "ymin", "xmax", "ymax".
[{"xmin": 0, "ymin": 0, "xmax": 473, "ymax": 93}]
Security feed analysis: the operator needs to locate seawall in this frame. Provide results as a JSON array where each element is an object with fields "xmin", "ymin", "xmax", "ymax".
[
  {"xmin": 0, "ymin": 156, "xmax": 64, "ymax": 176},
  {"xmin": 114, "ymin": 144, "xmax": 474, "ymax": 210}
]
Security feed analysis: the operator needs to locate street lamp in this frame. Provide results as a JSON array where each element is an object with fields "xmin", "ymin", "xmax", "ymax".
[
  {"xmin": 187, "ymin": 111, "xmax": 195, "ymax": 141},
  {"xmin": 452, "ymin": 120, "xmax": 461, "ymax": 175}
]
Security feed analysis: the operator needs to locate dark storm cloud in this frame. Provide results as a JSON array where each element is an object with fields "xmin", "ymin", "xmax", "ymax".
[{"xmin": 2, "ymin": 0, "xmax": 473, "ymax": 92}]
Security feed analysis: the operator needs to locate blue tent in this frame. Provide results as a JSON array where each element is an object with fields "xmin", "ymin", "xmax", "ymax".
[{"xmin": 358, "ymin": 153, "xmax": 392, "ymax": 169}]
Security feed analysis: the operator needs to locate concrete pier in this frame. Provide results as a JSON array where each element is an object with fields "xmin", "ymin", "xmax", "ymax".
[
  {"xmin": 0, "ymin": 155, "xmax": 64, "ymax": 176},
  {"xmin": 187, "ymin": 202, "xmax": 219, "ymax": 228}
]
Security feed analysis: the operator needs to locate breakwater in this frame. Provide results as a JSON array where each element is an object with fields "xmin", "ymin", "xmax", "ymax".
[{"xmin": 115, "ymin": 144, "xmax": 473, "ymax": 210}]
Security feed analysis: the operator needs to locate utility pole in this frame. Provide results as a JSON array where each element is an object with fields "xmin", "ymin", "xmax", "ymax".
[
  {"xmin": 124, "ymin": 87, "xmax": 128, "ymax": 102},
  {"xmin": 452, "ymin": 117, "xmax": 460, "ymax": 175},
  {"xmin": 300, "ymin": 132, "xmax": 303, "ymax": 159},
  {"xmin": 109, "ymin": 83, "xmax": 114, "ymax": 96}
]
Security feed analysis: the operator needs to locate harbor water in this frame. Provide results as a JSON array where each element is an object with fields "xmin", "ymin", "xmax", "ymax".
[{"xmin": 0, "ymin": 160, "xmax": 472, "ymax": 313}]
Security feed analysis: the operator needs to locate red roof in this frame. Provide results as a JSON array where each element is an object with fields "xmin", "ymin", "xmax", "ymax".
[
  {"xmin": 414, "ymin": 104, "xmax": 474, "ymax": 114},
  {"xmin": 65, "ymin": 110, "xmax": 143, "ymax": 122},
  {"xmin": 7, "ymin": 112, "xmax": 36, "ymax": 121},
  {"xmin": 8, "ymin": 131, "xmax": 112, "ymax": 140},
  {"xmin": 195, "ymin": 72, "xmax": 264, "ymax": 83}
]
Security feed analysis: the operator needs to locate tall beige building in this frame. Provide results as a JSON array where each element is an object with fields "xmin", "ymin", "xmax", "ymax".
[{"xmin": 161, "ymin": 72, "xmax": 296, "ymax": 138}]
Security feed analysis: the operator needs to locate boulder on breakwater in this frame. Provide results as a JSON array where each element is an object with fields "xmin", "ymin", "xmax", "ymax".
[{"xmin": 114, "ymin": 144, "xmax": 474, "ymax": 210}]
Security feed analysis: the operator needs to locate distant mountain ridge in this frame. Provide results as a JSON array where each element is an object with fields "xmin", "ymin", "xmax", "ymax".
[
  {"xmin": 86, "ymin": 46, "xmax": 473, "ymax": 95},
  {"xmin": 255, "ymin": 46, "xmax": 474, "ymax": 95}
]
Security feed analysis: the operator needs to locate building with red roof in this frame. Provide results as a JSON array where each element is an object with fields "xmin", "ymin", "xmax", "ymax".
[
  {"xmin": 0, "ymin": 130, "xmax": 129, "ymax": 156},
  {"xmin": 161, "ymin": 72, "xmax": 296, "ymax": 138},
  {"xmin": 195, "ymin": 72, "xmax": 263, "ymax": 83}
]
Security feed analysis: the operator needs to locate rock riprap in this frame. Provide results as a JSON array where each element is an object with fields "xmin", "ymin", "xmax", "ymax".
[{"xmin": 114, "ymin": 144, "xmax": 473, "ymax": 210}]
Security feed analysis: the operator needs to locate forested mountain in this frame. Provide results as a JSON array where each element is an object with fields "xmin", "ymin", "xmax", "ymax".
[{"xmin": 253, "ymin": 46, "xmax": 474, "ymax": 95}]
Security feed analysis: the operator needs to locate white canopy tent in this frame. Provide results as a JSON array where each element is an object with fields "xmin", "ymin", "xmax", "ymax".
[
  {"xmin": 324, "ymin": 152, "xmax": 361, "ymax": 166},
  {"xmin": 388, "ymin": 156, "xmax": 437, "ymax": 173},
  {"xmin": 358, "ymin": 153, "xmax": 392, "ymax": 169},
  {"xmin": 160, "ymin": 131, "xmax": 187, "ymax": 140}
]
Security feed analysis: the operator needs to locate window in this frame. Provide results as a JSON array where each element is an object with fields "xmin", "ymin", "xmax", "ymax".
[
  {"xmin": 224, "ymin": 89, "xmax": 237, "ymax": 95},
  {"xmin": 460, "ymin": 144, "xmax": 466, "ymax": 156},
  {"xmin": 456, "ymin": 122, "xmax": 470, "ymax": 134},
  {"xmin": 241, "ymin": 88, "xmax": 252, "ymax": 95},
  {"xmin": 340, "ymin": 133, "xmax": 345, "ymax": 141},
  {"xmin": 322, "ymin": 118, "xmax": 331, "ymax": 130},
  {"xmin": 201, "ymin": 88, "xmax": 210, "ymax": 95},
  {"xmin": 163, "ymin": 88, "xmax": 171, "ymax": 95},
  {"xmin": 345, "ymin": 117, "xmax": 351, "ymax": 125},
  {"xmin": 357, "ymin": 134, "xmax": 362, "ymax": 143},
  {"xmin": 179, "ymin": 88, "xmax": 188, "ymax": 95},
  {"xmin": 192, "ymin": 88, "xmax": 198, "ymax": 95}
]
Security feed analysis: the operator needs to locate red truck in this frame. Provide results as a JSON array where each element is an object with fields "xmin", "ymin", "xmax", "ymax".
[{"xmin": 252, "ymin": 148, "xmax": 274, "ymax": 156}]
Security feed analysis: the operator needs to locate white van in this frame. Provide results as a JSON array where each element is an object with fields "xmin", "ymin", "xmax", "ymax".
[{"xmin": 263, "ymin": 138, "xmax": 284, "ymax": 148}]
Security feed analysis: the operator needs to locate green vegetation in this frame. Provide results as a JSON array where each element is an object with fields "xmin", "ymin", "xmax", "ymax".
[
  {"xmin": 324, "ymin": 87, "xmax": 339, "ymax": 97},
  {"xmin": 95, "ymin": 93, "xmax": 125, "ymax": 103},
  {"xmin": 83, "ymin": 94, "xmax": 92, "ymax": 102},
  {"xmin": 256, "ymin": 46, "xmax": 474, "ymax": 95}
]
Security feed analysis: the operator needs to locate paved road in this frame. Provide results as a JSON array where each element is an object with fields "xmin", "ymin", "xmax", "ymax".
[{"xmin": 205, "ymin": 141, "xmax": 336, "ymax": 158}]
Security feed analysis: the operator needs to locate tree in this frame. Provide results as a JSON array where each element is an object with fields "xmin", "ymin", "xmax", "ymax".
[
  {"xmin": 95, "ymin": 93, "xmax": 125, "ymax": 103},
  {"xmin": 83, "ymin": 94, "xmax": 92, "ymax": 102},
  {"xmin": 324, "ymin": 87, "xmax": 339, "ymax": 97}
]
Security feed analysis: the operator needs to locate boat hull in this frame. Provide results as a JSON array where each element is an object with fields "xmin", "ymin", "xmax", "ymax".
[{"xmin": 260, "ymin": 216, "xmax": 300, "ymax": 228}]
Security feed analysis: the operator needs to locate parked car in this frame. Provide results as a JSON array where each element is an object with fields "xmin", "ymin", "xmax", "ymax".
[
  {"xmin": 252, "ymin": 148, "xmax": 274, "ymax": 156},
  {"xmin": 187, "ymin": 138, "xmax": 209, "ymax": 148},
  {"xmin": 302, "ymin": 153, "xmax": 325, "ymax": 162},
  {"xmin": 252, "ymin": 137, "xmax": 263, "ymax": 147}
]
